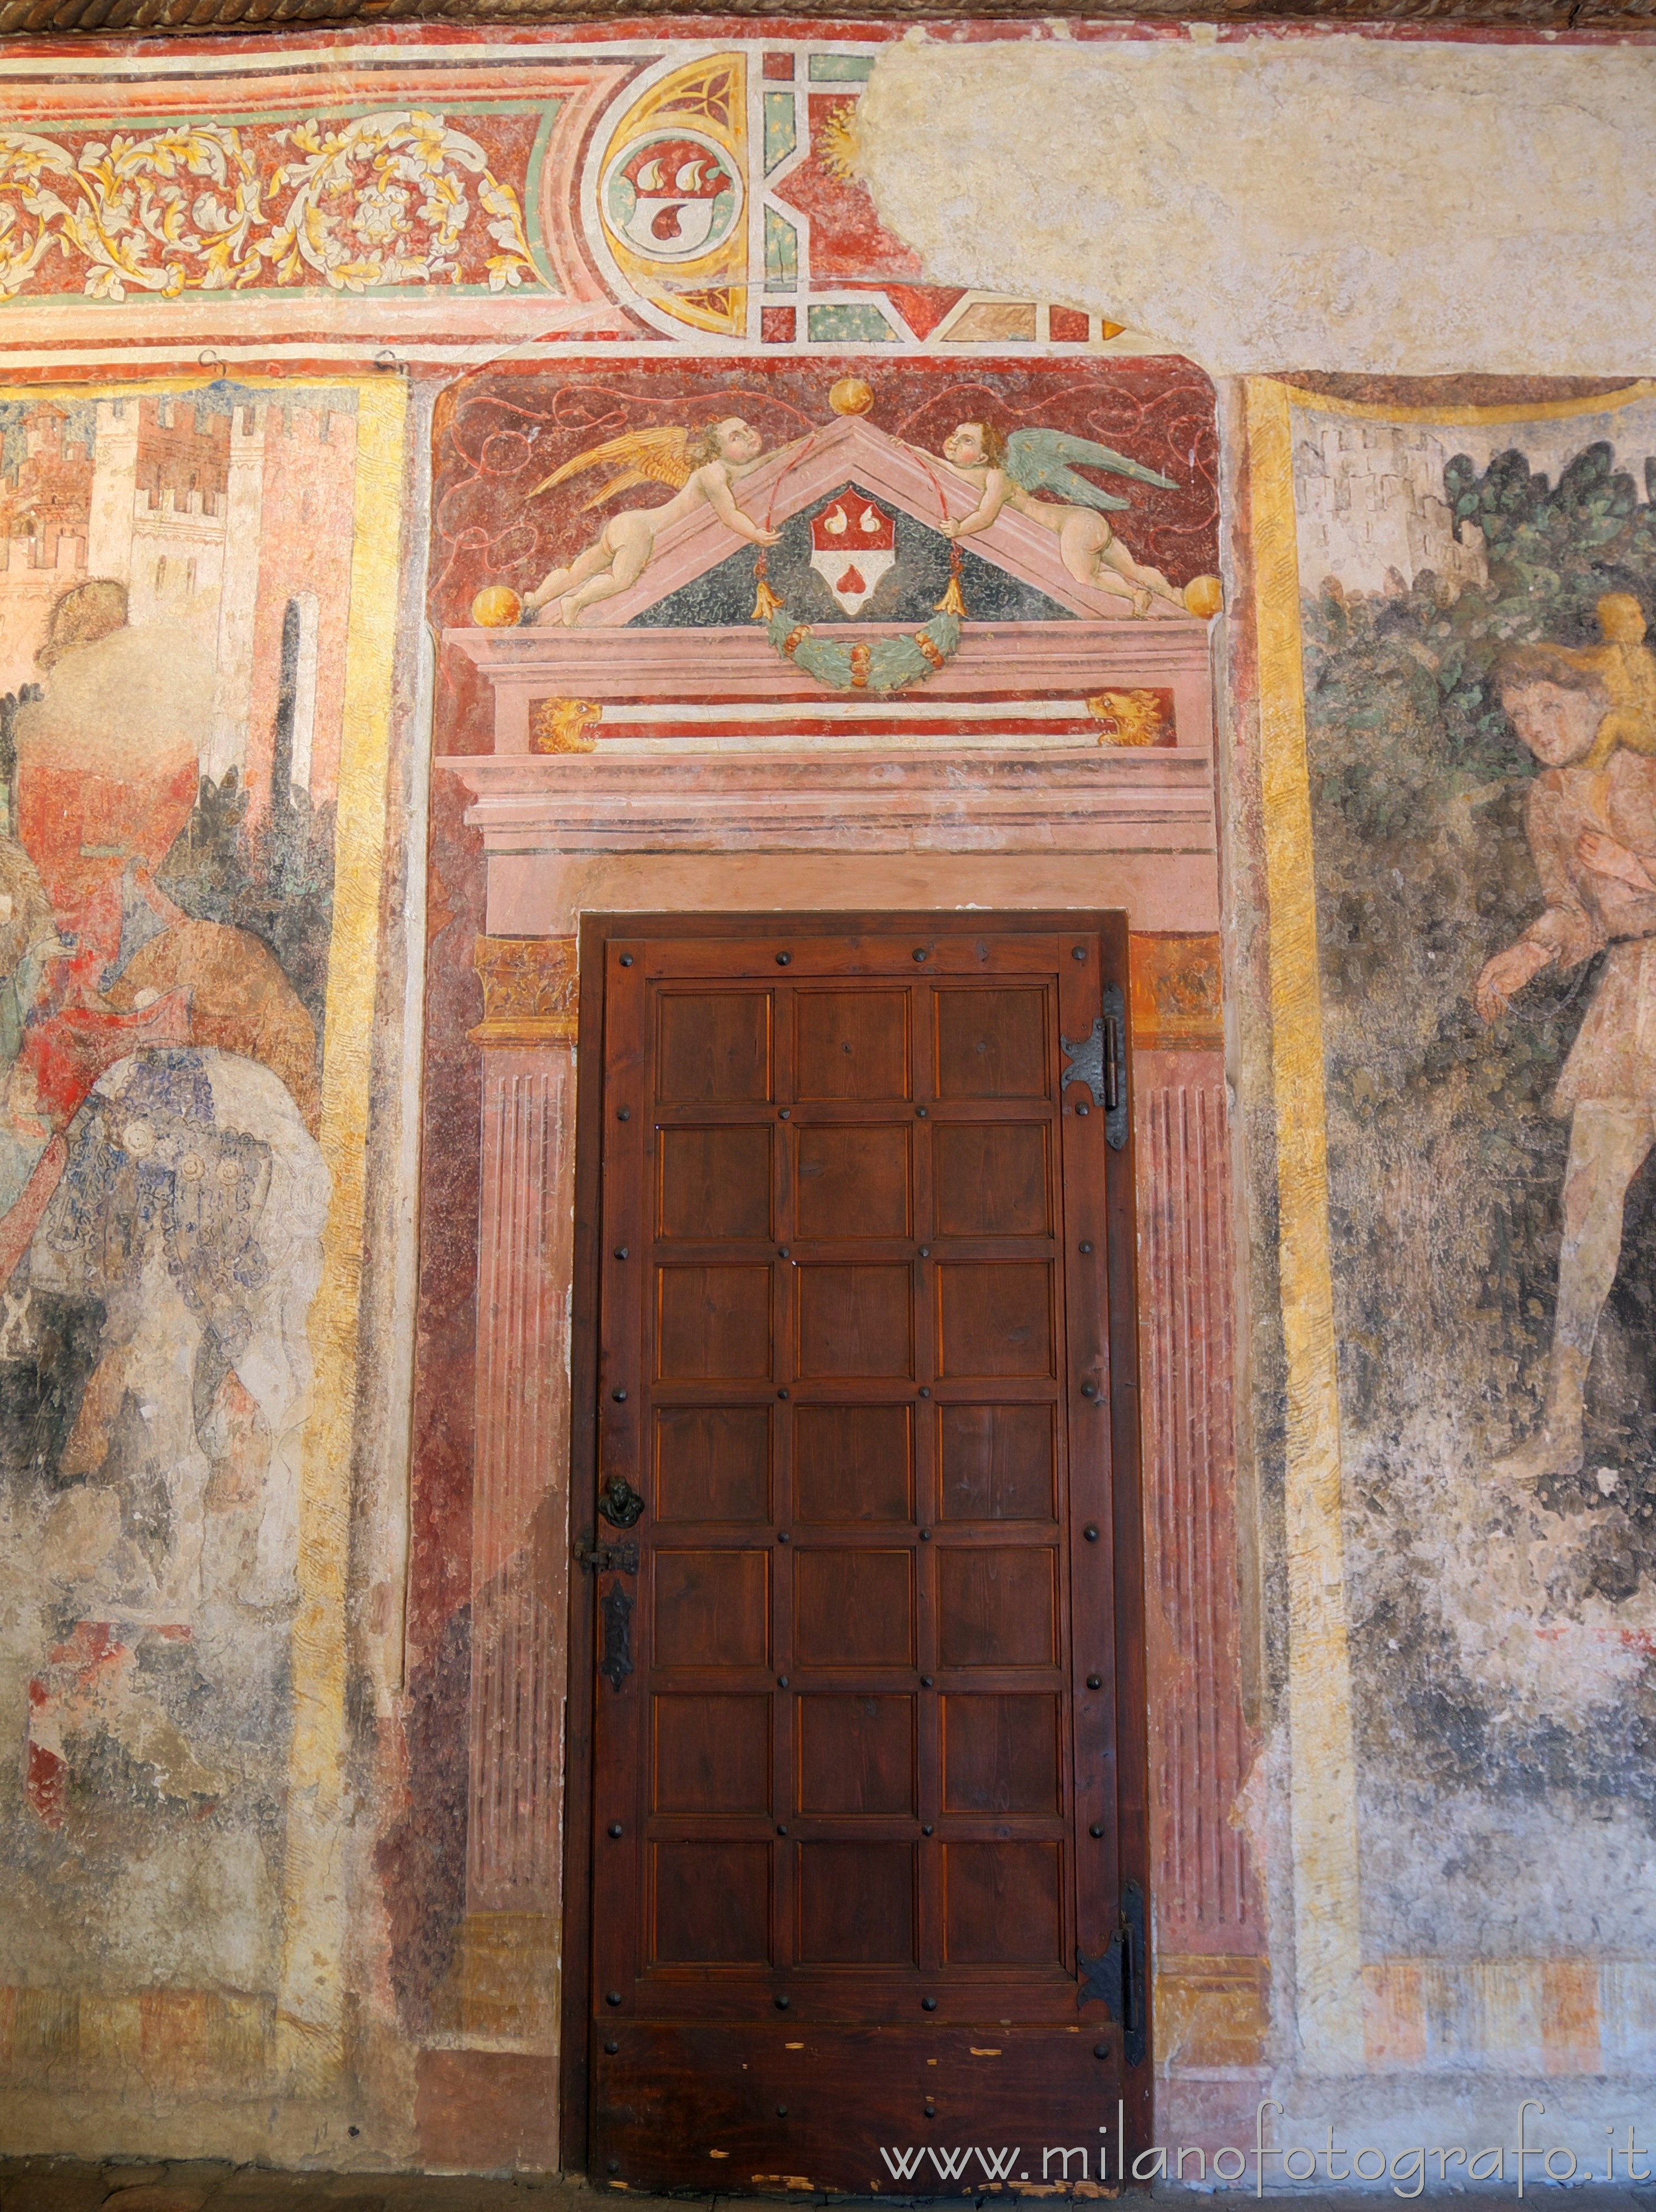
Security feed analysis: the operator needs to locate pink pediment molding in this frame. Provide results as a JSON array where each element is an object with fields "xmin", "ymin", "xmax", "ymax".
[{"xmin": 518, "ymin": 413, "xmax": 1206, "ymax": 630}]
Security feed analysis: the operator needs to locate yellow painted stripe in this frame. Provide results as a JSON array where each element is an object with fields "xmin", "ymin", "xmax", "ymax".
[
  {"xmin": 1245, "ymin": 375, "xmax": 1366, "ymax": 2071},
  {"xmin": 277, "ymin": 374, "xmax": 408, "ymax": 2088}
]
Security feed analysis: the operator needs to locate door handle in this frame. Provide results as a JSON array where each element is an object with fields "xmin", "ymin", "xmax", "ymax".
[{"xmin": 599, "ymin": 1476, "xmax": 645, "ymax": 1528}]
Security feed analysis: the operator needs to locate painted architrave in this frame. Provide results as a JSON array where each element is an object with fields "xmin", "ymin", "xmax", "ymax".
[{"xmin": 1243, "ymin": 374, "xmax": 1365, "ymax": 2072}]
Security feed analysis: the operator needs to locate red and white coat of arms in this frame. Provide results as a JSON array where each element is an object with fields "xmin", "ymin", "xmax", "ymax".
[{"xmin": 809, "ymin": 492, "xmax": 896, "ymax": 615}]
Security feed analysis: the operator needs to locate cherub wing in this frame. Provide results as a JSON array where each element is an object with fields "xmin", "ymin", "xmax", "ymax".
[
  {"xmin": 1004, "ymin": 427, "xmax": 1178, "ymax": 514},
  {"xmin": 526, "ymin": 425, "xmax": 693, "ymax": 509}
]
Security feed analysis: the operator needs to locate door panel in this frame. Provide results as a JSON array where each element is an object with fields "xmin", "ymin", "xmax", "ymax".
[{"xmin": 568, "ymin": 915, "xmax": 1149, "ymax": 2193}]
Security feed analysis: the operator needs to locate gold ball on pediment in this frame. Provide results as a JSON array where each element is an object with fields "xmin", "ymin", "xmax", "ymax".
[
  {"xmin": 472, "ymin": 584, "xmax": 524, "ymax": 629},
  {"xmin": 1184, "ymin": 574, "xmax": 1224, "ymax": 620},
  {"xmin": 828, "ymin": 377, "xmax": 875, "ymax": 418}
]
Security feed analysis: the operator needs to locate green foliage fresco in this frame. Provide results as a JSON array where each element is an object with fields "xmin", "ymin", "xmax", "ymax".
[{"xmin": 1304, "ymin": 438, "xmax": 1656, "ymax": 1617}]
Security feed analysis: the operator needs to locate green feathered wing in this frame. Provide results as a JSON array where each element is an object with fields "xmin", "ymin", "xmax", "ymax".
[{"xmin": 1004, "ymin": 428, "xmax": 1178, "ymax": 514}]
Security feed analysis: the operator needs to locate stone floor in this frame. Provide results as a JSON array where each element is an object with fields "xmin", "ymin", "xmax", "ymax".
[{"xmin": 4, "ymin": 2165, "xmax": 1656, "ymax": 2211}]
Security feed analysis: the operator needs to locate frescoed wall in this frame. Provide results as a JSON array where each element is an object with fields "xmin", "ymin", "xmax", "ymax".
[
  {"xmin": 0, "ymin": 9, "xmax": 1652, "ymax": 2188},
  {"xmin": 1243, "ymin": 383, "xmax": 1656, "ymax": 2082},
  {"xmin": 0, "ymin": 372, "xmax": 403, "ymax": 2153}
]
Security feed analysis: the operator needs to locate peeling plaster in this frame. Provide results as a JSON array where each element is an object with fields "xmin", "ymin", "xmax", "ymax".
[{"xmin": 857, "ymin": 32, "xmax": 1656, "ymax": 376}]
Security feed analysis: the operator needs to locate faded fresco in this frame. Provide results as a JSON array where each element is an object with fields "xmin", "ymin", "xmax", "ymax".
[
  {"xmin": 432, "ymin": 356, "xmax": 1221, "ymax": 753},
  {"xmin": 1295, "ymin": 395, "xmax": 1656, "ymax": 1970},
  {"xmin": 0, "ymin": 382, "xmax": 371, "ymax": 2050},
  {"xmin": 10, "ymin": 10, "xmax": 1656, "ymax": 2182}
]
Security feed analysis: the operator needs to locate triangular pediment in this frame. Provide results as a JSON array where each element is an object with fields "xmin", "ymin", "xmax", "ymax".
[
  {"xmin": 566, "ymin": 413, "xmax": 1195, "ymax": 628},
  {"xmin": 633, "ymin": 483, "xmax": 1072, "ymax": 628}
]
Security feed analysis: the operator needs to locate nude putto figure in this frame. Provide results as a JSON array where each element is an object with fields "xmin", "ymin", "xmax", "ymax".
[
  {"xmin": 523, "ymin": 416, "xmax": 781, "ymax": 627},
  {"xmin": 934, "ymin": 419, "xmax": 1186, "ymax": 618}
]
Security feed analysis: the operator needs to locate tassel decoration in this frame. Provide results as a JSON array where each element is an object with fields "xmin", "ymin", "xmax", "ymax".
[
  {"xmin": 752, "ymin": 554, "xmax": 782, "ymax": 622},
  {"xmin": 933, "ymin": 545, "xmax": 967, "ymax": 618}
]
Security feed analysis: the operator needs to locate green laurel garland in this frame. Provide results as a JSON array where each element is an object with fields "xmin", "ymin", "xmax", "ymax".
[
  {"xmin": 763, "ymin": 604, "xmax": 962, "ymax": 693},
  {"xmin": 752, "ymin": 545, "xmax": 967, "ymax": 693}
]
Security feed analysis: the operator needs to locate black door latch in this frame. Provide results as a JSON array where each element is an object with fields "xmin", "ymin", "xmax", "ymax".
[{"xmin": 575, "ymin": 1534, "xmax": 639, "ymax": 1575}]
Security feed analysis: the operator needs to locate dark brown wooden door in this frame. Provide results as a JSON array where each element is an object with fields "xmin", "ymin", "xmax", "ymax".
[{"xmin": 564, "ymin": 915, "xmax": 1149, "ymax": 2194}]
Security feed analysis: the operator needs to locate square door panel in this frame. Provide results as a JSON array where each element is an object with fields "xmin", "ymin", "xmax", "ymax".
[
  {"xmin": 797, "ymin": 1695, "xmax": 915, "ymax": 1814},
  {"xmin": 796, "ymin": 1125, "xmax": 911, "ymax": 1239},
  {"xmin": 655, "ymin": 1406, "xmax": 771, "ymax": 1523},
  {"xmin": 934, "ymin": 988, "xmax": 1049, "ymax": 1100},
  {"xmin": 659, "ymin": 1127, "xmax": 772, "ymax": 1240},
  {"xmin": 934, "ymin": 1124, "xmax": 1051, "ymax": 1238},
  {"xmin": 942, "ymin": 1842, "xmax": 1062, "ymax": 1965},
  {"xmin": 795, "ymin": 1550, "xmax": 914, "ymax": 1666},
  {"xmin": 798, "ymin": 1843, "xmax": 916, "ymax": 1964},
  {"xmin": 798, "ymin": 1265, "xmax": 913, "ymax": 1377},
  {"xmin": 654, "ymin": 1842, "xmax": 771, "ymax": 1962},
  {"xmin": 938, "ymin": 1549, "xmax": 1058, "ymax": 1667},
  {"xmin": 654, "ymin": 1694, "xmax": 771, "ymax": 1813},
  {"xmin": 795, "ymin": 991, "xmax": 910, "ymax": 1101},
  {"xmin": 657, "ymin": 992, "xmax": 772, "ymax": 1104},
  {"xmin": 939, "ymin": 1405, "xmax": 1056, "ymax": 1521},
  {"xmin": 943, "ymin": 1694, "xmax": 1059, "ymax": 1811},
  {"xmin": 938, "ymin": 1263, "xmax": 1053, "ymax": 1377},
  {"xmin": 795, "ymin": 1405, "xmax": 913, "ymax": 1522},
  {"xmin": 654, "ymin": 1550, "xmax": 770, "ymax": 1668},
  {"xmin": 657, "ymin": 1265, "xmax": 772, "ymax": 1378}
]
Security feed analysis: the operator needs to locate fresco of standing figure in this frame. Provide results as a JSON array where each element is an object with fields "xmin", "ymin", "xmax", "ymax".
[{"xmin": 1476, "ymin": 640, "xmax": 1656, "ymax": 1485}]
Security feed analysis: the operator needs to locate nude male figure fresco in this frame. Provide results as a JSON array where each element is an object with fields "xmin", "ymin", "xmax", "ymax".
[
  {"xmin": 1476, "ymin": 640, "xmax": 1656, "ymax": 1485},
  {"xmin": 523, "ymin": 415, "xmax": 780, "ymax": 625}
]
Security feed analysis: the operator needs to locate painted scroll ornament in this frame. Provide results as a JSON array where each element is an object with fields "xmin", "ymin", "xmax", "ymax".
[{"xmin": 0, "ymin": 112, "xmax": 540, "ymax": 302}]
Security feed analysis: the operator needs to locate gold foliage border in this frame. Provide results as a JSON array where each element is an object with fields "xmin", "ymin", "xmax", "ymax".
[{"xmin": 1245, "ymin": 372, "xmax": 1656, "ymax": 2075}]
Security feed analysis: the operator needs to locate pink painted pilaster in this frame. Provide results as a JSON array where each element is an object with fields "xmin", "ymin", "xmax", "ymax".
[
  {"xmin": 1135, "ymin": 1057, "xmax": 1261, "ymax": 1955},
  {"xmin": 467, "ymin": 940, "xmax": 578, "ymax": 1918}
]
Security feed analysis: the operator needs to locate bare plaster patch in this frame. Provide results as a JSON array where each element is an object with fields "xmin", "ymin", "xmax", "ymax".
[{"xmin": 856, "ymin": 33, "xmax": 1656, "ymax": 376}]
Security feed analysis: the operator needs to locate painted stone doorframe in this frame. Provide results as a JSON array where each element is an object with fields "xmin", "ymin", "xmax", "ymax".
[{"xmin": 442, "ymin": 731, "xmax": 1267, "ymax": 2161}]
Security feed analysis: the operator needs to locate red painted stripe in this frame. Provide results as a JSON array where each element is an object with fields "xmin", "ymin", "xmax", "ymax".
[{"xmin": 595, "ymin": 717, "xmax": 1109, "ymax": 741}]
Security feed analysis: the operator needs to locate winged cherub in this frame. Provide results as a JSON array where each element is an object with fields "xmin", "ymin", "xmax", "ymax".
[
  {"xmin": 937, "ymin": 421, "xmax": 1183, "ymax": 617},
  {"xmin": 522, "ymin": 417, "xmax": 780, "ymax": 626}
]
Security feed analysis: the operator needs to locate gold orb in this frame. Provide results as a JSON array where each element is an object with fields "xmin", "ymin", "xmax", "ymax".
[
  {"xmin": 1184, "ymin": 574, "xmax": 1224, "ymax": 620},
  {"xmin": 828, "ymin": 377, "xmax": 875, "ymax": 418},
  {"xmin": 471, "ymin": 584, "xmax": 523, "ymax": 629}
]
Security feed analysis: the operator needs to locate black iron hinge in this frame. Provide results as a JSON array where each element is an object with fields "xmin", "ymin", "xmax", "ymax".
[
  {"xmin": 1061, "ymin": 982, "xmax": 1129, "ymax": 1151},
  {"xmin": 1076, "ymin": 1879, "xmax": 1147, "ymax": 2067}
]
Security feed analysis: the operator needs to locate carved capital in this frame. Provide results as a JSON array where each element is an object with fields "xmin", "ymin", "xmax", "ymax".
[
  {"xmin": 1128, "ymin": 930, "xmax": 1223, "ymax": 1050},
  {"xmin": 471, "ymin": 935, "xmax": 578, "ymax": 1046}
]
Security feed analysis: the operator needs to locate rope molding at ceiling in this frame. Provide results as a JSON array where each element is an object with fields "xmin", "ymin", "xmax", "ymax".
[{"xmin": 1, "ymin": 0, "xmax": 1653, "ymax": 34}]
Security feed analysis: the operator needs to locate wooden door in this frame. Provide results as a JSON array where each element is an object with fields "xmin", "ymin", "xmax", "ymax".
[{"xmin": 564, "ymin": 914, "xmax": 1149, "ymax": 2194}]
